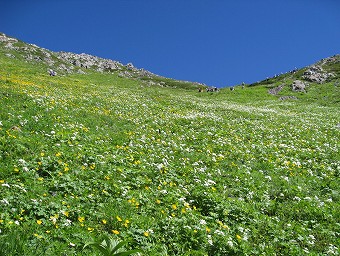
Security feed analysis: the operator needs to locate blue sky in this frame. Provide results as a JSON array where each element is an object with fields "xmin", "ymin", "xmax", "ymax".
[{"xmin": 1, "ymin": 0, "xmax": 339, "ymax": 87}]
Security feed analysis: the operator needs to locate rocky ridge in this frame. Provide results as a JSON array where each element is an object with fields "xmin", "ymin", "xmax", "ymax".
[
  {"xmin": 296, "ymin": 55, "xmax": 339, "ymax": 85},
  {"xmin": 265, "ymin": 54, "xmax": 339, "ymax": 98},
  {"xmin": 0, "ymin": 32, "xmax": 159, "ymax": 81}
]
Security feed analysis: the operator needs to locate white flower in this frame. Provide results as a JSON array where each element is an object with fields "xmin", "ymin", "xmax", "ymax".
[
  {"xmin": 199, "ymin": 219, "xmax": 207, "ymax": 225},
  {"xmin": 1, "ymin": 199, "xmax": 9, "ymax": 205},
  {"xmin": 64, "ymin": 219, "xmax": 72, "ymax": 226},
  {"xmin": 214, "ymin": 230, "xmax": 225, "ymax": 236},
  {"xmin": 207, "ymin": 235, "xmax": 213, "ymax": 245},
  {"xmin": 265, "ymin": 175, "xmax": 272, "ymax": 181},
  {"xmin": 18, "ymin": 159, "xmax": 26, "ymax": 165},
  {"xmin": 227, "ymin": 238, "xmax": 233, "ymax": 247},
  {"xmin": 293, "ymin": 196, "xmax": 301, "ymax": 201}
]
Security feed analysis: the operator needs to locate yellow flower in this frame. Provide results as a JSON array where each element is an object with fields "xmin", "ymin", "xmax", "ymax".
[
  {"xmin": 143, "ymin": 231, "xmax": 149, "ymax": 237},
  {"xmin": 62, "ymin": 211, "xmax": 69, "ymax": 217},
  {"xmin": 206, "ymin": 227, "xmax": 211, "ymax": 233},
  {"xmin": 37, "ymin": 219, "xmax": 43, "ymax": 225},
  {"xmin": 156, "ymin": 199, "xmax": 161, "ymax": 204},
  {"xmin": 50, "ymin": 214, "xmax": 59, "ymax": 224},
  {"xmin": 112, "ymin": 230, "xmax": 120, "ymax": 235},
  {"xmin": 78, "ymin": 216, "xmax": 85, "ymax": 222},
  {"xmin": 87, "ymin": 227, "xmax": 94, "ymax": 232},
  {"xmin": 40, "ymin": 152, "xmax": 45, "ymax": 157},
  {"xmin": 0, "ymin": 180, "xmax": 4, "ymax": 184},
  {"xmin": 34, "ymin": 233, "xmax": 43, "ymax": 239},
  {"xmin": 116, "ymin": 216, "xmax": 122, "ymax": 222},
  {"xmin": 172, "ymin": 204, "xmax": 177, "ymax": 210},
  {"xmin": 37, "ymin": 177, "xmax": 44, "ymax": 181},
  {"xmin": 123, "ymin": 219, "xmax": 130, "ymax": 227},
  {"xmin": 55, "ymin": 152, "xmax": 61, "ymax": 157},
  {"xmin": 236, "ymin": 234, "xmax": 242, "ymax": 240},
  {"xmin": 102, "ymin": 219, "xmax": 107, "ymax": 224}
]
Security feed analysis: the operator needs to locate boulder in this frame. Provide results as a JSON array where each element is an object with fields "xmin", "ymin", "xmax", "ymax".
[
  {"xmin": 126, "ymin": 63, "xmax": 135, "ymax": 70},
  {"xmin": 291, "ymin": 80, "xmax": 306, "ymax": 92}
]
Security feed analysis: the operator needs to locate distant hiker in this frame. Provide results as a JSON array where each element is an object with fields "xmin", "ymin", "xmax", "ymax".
[
  {"xmin": 49, "ymin": 69, "xmax": 56, "ymax": 76},
  {"xmin": 242, "ymin": 82, "xmax": 245, "ymax": 89}
]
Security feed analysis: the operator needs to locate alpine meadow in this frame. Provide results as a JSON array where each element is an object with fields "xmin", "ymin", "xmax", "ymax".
[{"xmin": 0, "ymin": 32, "xmax": 339, "ymax": 255}]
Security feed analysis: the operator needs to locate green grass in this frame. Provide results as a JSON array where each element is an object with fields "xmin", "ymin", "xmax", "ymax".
[{"xmin": 0, "ymin": 42, "xmax": 339, "ymax": 255}]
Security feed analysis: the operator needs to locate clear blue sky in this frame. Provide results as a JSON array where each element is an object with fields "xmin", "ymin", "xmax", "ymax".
[{"xmin": 1, "ymin": 0, "xmax": 339, "ymax": 87}]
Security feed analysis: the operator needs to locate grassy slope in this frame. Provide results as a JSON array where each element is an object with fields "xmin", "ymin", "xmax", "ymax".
[{"xmin": 0, "ymin": 45, "xmax": 339, "ymax": 255}]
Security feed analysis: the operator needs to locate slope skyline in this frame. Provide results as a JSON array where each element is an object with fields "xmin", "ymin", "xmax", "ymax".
[{"xmin": 1, "ymin": 0, "xmax": 339, "ymax": 87}]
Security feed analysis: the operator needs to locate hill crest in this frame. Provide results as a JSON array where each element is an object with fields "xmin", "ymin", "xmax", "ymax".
[{"xmin": 1, "ymin": 32, "xmax": 339, "ymax": 89}]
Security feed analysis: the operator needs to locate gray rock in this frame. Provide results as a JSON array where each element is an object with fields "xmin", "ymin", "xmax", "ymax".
[
  {"xmin": 279, "ymin": 96, "xmax": 298, "ymax": 100},
  {"xmin": 302, "ymin": 65, "xmax": 334, "ymax": 83},
  {"xmin": 5, "ymin": 53, "xmax": 15, "ymax": 58},
  {"xmin": 291, "ymin": 80, "xmax": 306, "ymax": 92},
  {"xmin": 126, "ymin": 63, "xmax": 134, "ymax": 70},
  {"xmin": 268, "ymin": 84, "xmax": 285, "ymax": 95},
  {"xmin": 0, "ymin": 33, "xmax": 18, "ymax": 43}
]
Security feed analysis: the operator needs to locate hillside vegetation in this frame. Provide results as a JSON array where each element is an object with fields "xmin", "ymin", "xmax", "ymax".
[{"xmin": 0, "ymin": 33, "xmax": 339, "ymax": 255}]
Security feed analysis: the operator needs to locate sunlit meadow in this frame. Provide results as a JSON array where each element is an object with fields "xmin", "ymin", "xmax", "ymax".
[{"xmin": 0, "ymin": 46, "xmax": 339, "ymax": 255}]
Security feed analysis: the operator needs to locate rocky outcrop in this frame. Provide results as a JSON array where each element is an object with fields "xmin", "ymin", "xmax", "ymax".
[
  {"xmin": 301, "ymin": 55, "xmax": 339, "ymax": 83},
  {"xmin": 56, "ymin": 52, "xmax": 122, "ymax": 72},
  {"xmin": 291, "ymin": 80, "xmax": 306, "ymax": 92},
  {"xmin": 302, "ymin": 65, "xmax": 334, "ymax": 83},
  {"xmin": 268, "ymin": 84, "xmax": 285, "ymax": 95},
  {"xmin": 0, "ymin": 32, "xmax": 157, "ymax": 78}
]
